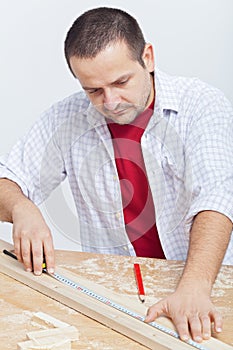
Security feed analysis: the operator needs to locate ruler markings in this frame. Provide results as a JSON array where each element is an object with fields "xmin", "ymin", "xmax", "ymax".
[{"xmin": 49, "ymin": 270, "xmax": 210, "ymax": 350}]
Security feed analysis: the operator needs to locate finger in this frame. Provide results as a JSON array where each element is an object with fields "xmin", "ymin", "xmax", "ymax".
[
  {"xmin": 200, "ymin": 314, "xmax": 211, "ymax": 340},
  {"xmin": 13, "ymin": 229, "xmax": 23, "ymax": 262},
  {"xmin": 211, "ymin": 310, "xmax": 223, "ymax": 334},
  {"xmin": 173, "ymin": 315, "xmax": 190, "ymax": 342},
  {"xmin": 20, "ymin": 237, "xmax": 33, "ymax": 272},
  {"xmin": 144, "ymin": 302, "xmax": 165, "ymax": 323},
  {"xmin": 188, "ymin": 314, "xmax": 202, "ymax": 343},
  {"xmin": 31, "ymin": 242, "xmax": 44, "ymax": 276},
  {"xmin": 43, "ymin": 237, "xmax": 55, "ymax": 274}
]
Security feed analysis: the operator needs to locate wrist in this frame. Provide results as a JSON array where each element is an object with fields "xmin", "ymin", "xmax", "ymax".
[
  {"xmin": 176, "ymin": 276, "xmax": 213, "ymax": 295},
  {"xmin": 12, "ymin": 196, "xmax": 35, "ymax": 220}
]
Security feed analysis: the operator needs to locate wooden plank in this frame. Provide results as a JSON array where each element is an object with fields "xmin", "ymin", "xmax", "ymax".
[
  {"xmin": 17, "ymin": 338, "xmax": 71, "ymax": 350},
  {"xmin": 26, "ymin": 326, "xmax": 79, "ymax": 341},
  {"xmin": 0, "ymin": 242, "xmax": 232, "ymax": 350},
  {"xmin": 32, "ymin": 312, "xmax": 70, "ymax": 328}
]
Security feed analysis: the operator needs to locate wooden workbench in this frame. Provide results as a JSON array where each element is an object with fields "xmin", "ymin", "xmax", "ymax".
[{"xmin": 0, "ymin": 239, "xmax": 232, "ymax": 349}]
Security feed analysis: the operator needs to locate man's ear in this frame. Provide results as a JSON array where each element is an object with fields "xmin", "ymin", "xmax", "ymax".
[{"xmin": 142, "ymin": 44, "xmax": 155, "ymax": 72}]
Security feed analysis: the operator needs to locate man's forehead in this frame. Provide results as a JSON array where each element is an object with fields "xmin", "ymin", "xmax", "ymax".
[
  {"xmin": 69, "ymin": 44, "xmax": 138, "ymax": 87},
  {"xmin": 82, "ymin": 73, "xmax": 133, "ymax": 90}
]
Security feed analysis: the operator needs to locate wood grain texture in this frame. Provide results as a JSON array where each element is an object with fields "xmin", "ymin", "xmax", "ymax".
[
  {"xmin": 17, "ymin": 338, "xmax": 71, "ymax": 350},
  {"xmin": 0, "ymin": 242, "xmax": 233, "ymax": 350},
  {"xmin": 0, "ymin": 240, "xmax": 232, "ymax": 350},
  {"xmin": 26, "ymin": 326, "xmax": 79, "ymax": 341},
  {"xmin": 32, "ymin": 312, "xmax": 70, "ymax": 328}
]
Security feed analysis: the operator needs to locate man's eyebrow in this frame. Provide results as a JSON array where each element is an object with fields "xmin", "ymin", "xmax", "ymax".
[
  {"xmin": 111, "ymin": 73, "xmax": 131, "ymax": 84},
  {"xmin": 83, "ymin": 74, "xmax": 132, "ymax": 91},
  {"xmin": 83, "ymin": 86, "xmax": 98, "ymax": 91}
]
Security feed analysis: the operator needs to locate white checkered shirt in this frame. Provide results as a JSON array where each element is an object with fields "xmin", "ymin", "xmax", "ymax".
[{"xmin": 1, "ymin": 69, "xmax": 233, "ymax": 264}]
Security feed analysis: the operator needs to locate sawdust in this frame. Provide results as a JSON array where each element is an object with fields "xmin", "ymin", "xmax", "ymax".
[
  {"xmin": 59, "ymin": 256, "xmax": 233, "ymax": 316},
  {"xmin": 85, "ymin": 340, "xmax": 115, "ymax": 349},
  {"xmin": 214, "ymin": 269, "xmax": 233, "ymax": 289},
  {"xmin": 211, "ymin": 289, "xmax": 225, "ymax": 297},
  {"xmin": 0, "ymin": 310, "xmax": 37, "ymax": 348},
  {"xmin": 0, "ymin": 298, "xmax": 23, "ymax": 316},
  {"xmin": 1, "ymin": 310, "xmax": 33, "ymax": 325},
  {"xmin": 58, "ymin": 256, "xmax": 184, "ymax": 305}
]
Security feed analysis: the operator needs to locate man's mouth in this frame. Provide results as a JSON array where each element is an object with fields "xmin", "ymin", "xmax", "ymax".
[{"xmin": 112, "ymin": 109, "xmax": 127, "ymax": 116}]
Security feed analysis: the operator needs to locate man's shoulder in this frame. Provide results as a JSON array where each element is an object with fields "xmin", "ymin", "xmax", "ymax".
[
  {"xmin": 157, "ymin": 69, "xmax": 226, "ymax": 100},
  {"xmin": 53, "ymin": 90, "xmax": 90, "ymax": 114},
  {"xmin": 41, "ymin": 90, "xmax": 93, "ymax": 131},
  {"xmin": 156, "ymin": 69, "xmax": 230, "ymax": 113}
]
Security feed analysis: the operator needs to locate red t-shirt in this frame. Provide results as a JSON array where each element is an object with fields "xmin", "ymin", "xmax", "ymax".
[{"xmin": 107, "ymin": 103, "xmax": 165, "ymax": 258}]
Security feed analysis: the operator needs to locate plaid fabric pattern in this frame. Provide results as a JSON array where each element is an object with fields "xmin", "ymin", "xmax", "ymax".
[{"xmin": 1, "ymin": 69, "xmax": 233, "ymax": 264}]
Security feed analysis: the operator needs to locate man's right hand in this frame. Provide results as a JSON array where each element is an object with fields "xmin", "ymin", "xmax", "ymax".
[
  {"xmin": 0, "ymin": 178, "xmax": 55, "ymax": 275},
  {"xmin": 12, "ymin": 199, "xmax": 55, "ymax": 275}
]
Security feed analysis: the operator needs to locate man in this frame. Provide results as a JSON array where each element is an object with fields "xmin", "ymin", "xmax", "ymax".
[{"xmin": 0, "ymin": 7, "xmax": 232, "ymax": 344}]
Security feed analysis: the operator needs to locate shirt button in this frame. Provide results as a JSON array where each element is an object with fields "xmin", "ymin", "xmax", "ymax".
[
  {"xmin": 123, "ymin": 246, "xmax": 128, "ymax": 251},
  {"xmin": 113, "ymin": 175, "xmax": 118, "ymax": 181},
  {"xmin": 115, "ymin": 212, "xmax": 121, "ymax": 219}
]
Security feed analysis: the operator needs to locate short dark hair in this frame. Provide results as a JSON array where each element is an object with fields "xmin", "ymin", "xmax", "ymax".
[{"xmin": 64, "ymin": 7, "xmax": 146, "ymax": 73}]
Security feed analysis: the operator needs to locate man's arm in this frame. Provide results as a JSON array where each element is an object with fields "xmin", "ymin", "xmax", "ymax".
[
  {"xmin": 145, "ymin": 210, "xmax": 232, "ymax": 343},
  {"xmin": 0, "ymin": 178, "xmax": 55, "ymax": 275}
]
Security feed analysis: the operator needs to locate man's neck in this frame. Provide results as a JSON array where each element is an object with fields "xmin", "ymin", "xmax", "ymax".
[{"xmin": 145, "ymin": 73, "xmax": 155, "ymax": 110}]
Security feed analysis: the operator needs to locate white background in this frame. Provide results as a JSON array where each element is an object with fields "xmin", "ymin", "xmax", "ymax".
[{"xmin": 0, "ymin": 0, "xmax": 232, "ymax": 249}]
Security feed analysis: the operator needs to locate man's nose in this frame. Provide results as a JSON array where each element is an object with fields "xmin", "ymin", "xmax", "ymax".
[{"xmin": 103, "ymin": 89, "xmax": 120, "ymax": 111}]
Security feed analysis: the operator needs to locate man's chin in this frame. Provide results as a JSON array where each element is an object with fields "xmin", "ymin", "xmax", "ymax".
[
  {"xmin": 106, "ymin": 111, "xmax": 140, "ymax": 125},
  {"xmin": 108, "ymin": 116, "xmax": 135, "ymax": 125}
]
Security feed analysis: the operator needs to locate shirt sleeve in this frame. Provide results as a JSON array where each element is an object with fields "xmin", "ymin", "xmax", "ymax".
[
  {"xmin": 185, "ymin": 85, "xmax": 233, "ymax": 225},
  {"xmin": 0, "ymin": 105, "xmax": 67, "ymax": 205}
]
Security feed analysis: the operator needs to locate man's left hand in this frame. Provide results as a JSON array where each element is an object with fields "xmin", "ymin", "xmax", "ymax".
[{"xmin": 144, "ymin": 286, "xmax": 223, "ymax": 343}]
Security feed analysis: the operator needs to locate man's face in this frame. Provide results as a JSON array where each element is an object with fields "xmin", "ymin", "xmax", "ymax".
[{"xmin": 69, "ymin": 41, "xmax": 155, "ymax": 125}]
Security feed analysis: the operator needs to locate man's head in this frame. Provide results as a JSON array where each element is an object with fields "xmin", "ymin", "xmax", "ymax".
[
  {"xmin": 65, "ymin": 7, "xmax": 155, "ymax": 124},
  {"xmin": 65, "ymin": 7, "xmax": 146, "ymax": 71}
]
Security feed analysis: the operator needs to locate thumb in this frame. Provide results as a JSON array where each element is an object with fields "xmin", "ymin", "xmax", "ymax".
[{"xmin": 144, "ymin": 301, "xmax": 165, "ymax": 323}]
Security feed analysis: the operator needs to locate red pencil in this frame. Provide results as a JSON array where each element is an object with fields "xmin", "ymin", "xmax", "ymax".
[{"xmin": 134, "ymin": 263, "xmax": 145, "ymax": 303}]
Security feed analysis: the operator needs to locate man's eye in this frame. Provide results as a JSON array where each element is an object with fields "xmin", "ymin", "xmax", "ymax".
[
  {"xmin": 88, "ymin": 89, "xmax": 99, "ymax": 94},
  {"xmin": 117, "ymin": 80, "xmax": 128, "ymax": 85}
]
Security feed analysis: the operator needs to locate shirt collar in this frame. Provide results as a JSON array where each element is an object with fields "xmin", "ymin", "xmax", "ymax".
[
  {"xmin": 154, "ymin": 68, "xmax": 179, "ymax": 113},
  {"xmin": 86, "ymin": 102, "xmax": 106, "ymax": 127}
]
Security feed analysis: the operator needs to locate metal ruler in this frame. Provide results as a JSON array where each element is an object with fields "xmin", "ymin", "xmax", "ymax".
[{"xmin": 48, "ymin": 269, "xmax": 211, "ymax": 350}]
